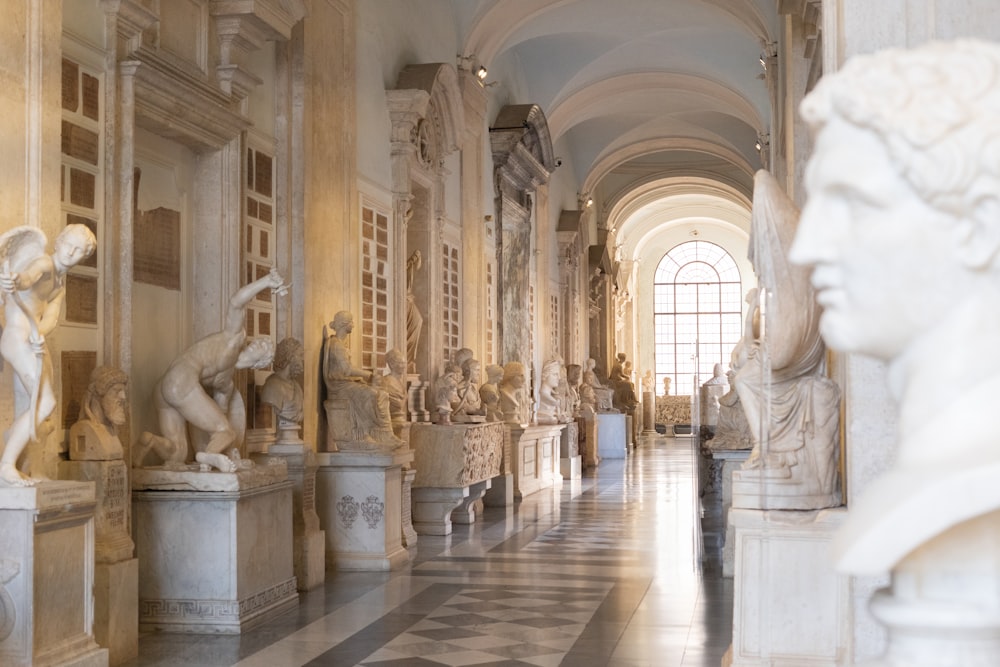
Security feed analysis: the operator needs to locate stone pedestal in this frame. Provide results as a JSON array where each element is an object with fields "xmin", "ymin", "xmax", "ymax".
[
  {"xmin": 642, "ymin": 390, "xmax": 656, "ymax": 434},
  {"xmin": 484, "ymin": 424, "xmax": 514, "ymax": 508},
  {"xmin": 712, "ymin": 449, "xmax": 752, "ymax": 577},
  {"xmin": 410, "ymin": 422, "xmax": 503, "ymax": 534},
  {"xmin": 596, "ymin": 412, "xmax": 627, "ymax": 460},
  {"xmin": 559, "ymin": 421, "xmax": 581, "ymax": 479},
  {"xmin": 132, "ymin": 465, "xmax": 298, "ymax": 634},
  {"xmin": 0, "ymin": 482, "xmax": 108, "ymax": 667},
  {"xmin": 59, "ymin": 460, "xmax": 136, "ymax": 665},
  {"xmin": 315, "ymin": 449, "xmax": 413, "ymax": 571},
  {"xmin": 400, "ymin": 467, "xmax": 418, "ymax": 550},
  {"xmin": 725, "ymin": 508, "xmax": 849, "ymax": 666},
  {"xmin": 578, "ymin": 416, "xmax": 600, "ymax": 468},
  {"xmin": 507, "ymin": 423, "xmax": 565, "ymax": 500},
  {"xmin": 254, "ymin": 444, "xmax": 325, "ymax": 591},
  {"xmin": 407, "ymin": 374, "xmax": 430, "ymax": 422}
]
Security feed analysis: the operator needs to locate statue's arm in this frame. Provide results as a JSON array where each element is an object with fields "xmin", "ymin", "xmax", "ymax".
[{"xmin": 224, "ymin": 269, "xmax": 284, "ymax": 334}]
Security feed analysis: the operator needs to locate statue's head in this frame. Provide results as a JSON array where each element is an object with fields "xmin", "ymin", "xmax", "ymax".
[
  {"xmin": 54, "ymin": 224, "xmax": 97, "ymax": 272},
  {"xmin": 461, "ymin": 357, "xmax": 481, "ymax": 384},
  {"xmin": 386, "ymin": 348, "xmax": 407, "ymax": 376},
  {"xmin": 566, "ymin": 364, "xmax": 582, "ymax": 386},
  {"xmin": 792, "ymin": 39, "xmax": 1000, "ymax": 361},
  {"xmin": 541, "ymin": 359, "xmax": 561, "ymax": 388},
  {"xmin": 83, "ymin": 366, "xmax": 128, "ymax": 429},
  {"xmin": 273, "ymin": 337, "xmax": 304, "ymax": 378},
  {"xmin": 330, "ymin": 311, "xmax": 354, "ymax": 335},
  {"xmin": 502, "ymin": 361, "xmax": 525, "ymax": 389},
  {"xmin": 485, "ymin": 364, "xmax": 504, "ymax": 384}
]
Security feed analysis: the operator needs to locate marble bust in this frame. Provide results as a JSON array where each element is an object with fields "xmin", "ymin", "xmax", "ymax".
[
  {"xmin": 261, "ymin": 337, "xmax": 305, "ymax": 445},
  {"xmin": 791, "ymin": 40, "xmax": 1000, "ymax": 574},
  {"xmin": 323, "ymin": 310, "xmax": 404, "ymax": 451},
  {"xmin": 499, "ymin": 361, "xmax": 527, "ymax": 425},
  {"xmin": 479, "ymin": 364, "xmax": 504, "ymax": 422},
  {"xmin": 536, "ymin": 357, "xmax": 565, "ymax": 424},
  {"xmin": 0, "ymin": 224, "xmax": 96, "ymax": 486},
  {"xmin": 731, "ymin": 170, "xmax": 841, "ymax": 510},
  {"xmin": 434, "ymin": 365, "xmax": 460, "ymax": 425},
  {"xmin": 564, "ymin": 364, "xmax": 582, "ymax": 418},
  {"xmin": 382, "ymin": 348, "xmax": 408, "ymax": 427},
  {"xmin": 138, "ymin": 270, "xmax": 284, "ymax": 472},
  {"xmin": 69, "ymin": 365, "xmax": 128, "ymax": 461},
  {"xmin": 451, "ymin": 349, "xmax": 486, "ymax": 423}
]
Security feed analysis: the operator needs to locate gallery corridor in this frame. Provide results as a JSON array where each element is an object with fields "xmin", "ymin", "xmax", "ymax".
[{"xmin": 123, "ymin": 436, "xmax": 733, "ymax": 667}]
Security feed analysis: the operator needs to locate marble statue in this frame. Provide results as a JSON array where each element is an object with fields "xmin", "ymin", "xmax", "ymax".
[
  {"xmin": 451, "ymin": 349, "xmax": 486, "ymax": 423},
  {"xmin": 708, "ymin": 370, "xmax": 751, "ymax": 451},
  {"xmin": 433, "ymin": 368, "xmax": 459, "ymax": 425},
  {"xmin": 642, "ymin": 370, "xmax": 654, "ymax": 394},
  {"xmin": 479, "ymin": 364, "xmax": 504, "ymax": 422},
  {"xmin": 137, "ymin": 270, "xmax": 285, "ymax": 472},
  {"xmin": 662, "ymin": 376, "xmax": 671, "ymax": 396},
  {"xmin": 731, "ymin": 170, "xmax": 841, "ymax": 510},
  {"xmin": 261, "ymin": 337, "xmax": 304, "ymax": 445},
  {"xmin": 704, "ymin": 363, "xmax": 727, "ymax": 385},
  {"xmin": 499, "ymin": 361, "xmax": 527, "ymax": 424},
  {"xmin": 565, "ymin": 364, "xmax": 582, "ymax": 418},
  {"xmin": 536, "ymin": 357, "xmax": 565, "ymax": 424},
  {"xmin": 323, "ymin": 310, "xmax": 404, "ymax": 451},
  {"xmin": 608, "ymin": 352, "xmax": 627, "ymax": 386},
  {"xmin": 613, "ymin": 360, "xmax": 639, "ymax": 415},
  {"xmin": 0, "ymin": 224, "xmax": 96, "ymax": 486},
  {"xmin": 790, "ymin": 41, "xmax": 1000, "ymax": 663},
  {"xmin": 69, "ymin": 365, "xmax": 128, "ymax": 461},
  {"xmin": 382, "ymin": 348, "xmax": 408, "ymax": 426},
  {"xmin": 583, "ymin": 358, "xmax": 615, "ymax": 412},
  {"xmin": 405, "ymin": 250, "xmax": 423, "ymax": 372}
]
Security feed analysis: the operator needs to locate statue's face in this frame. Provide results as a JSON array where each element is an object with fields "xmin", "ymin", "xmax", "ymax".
[
  {"xmin": 791, "ymin": 118, "xmax": 959, "ymax": 360},
  {"xmin": 467, "ymin": 362, "xmax": 480, "ymax": 384},
  {"xmin": 100, "ymin": 383, "xmax": 127, "ymax": 427},
  {"xmin": 388, "ymin": 354, "xmax": 407, "ymax": 376},
  {"xmin": 508, "ymin": 369, "xmax": 525, "ymax": 388}
]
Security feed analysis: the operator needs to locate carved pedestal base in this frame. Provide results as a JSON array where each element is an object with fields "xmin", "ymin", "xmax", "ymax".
[
  {"xmin": 596, "ymin": 412, "xmax": 627, "ymax": 460},
  {"xmin": 315, "ymin": 449, "xmax": 414, "ymax": 571},
  {"xmin": 559, "ymin": 422, "xmax": 581, "ymax": 480},
  {"xmin": 642, "ymin": 390, "xmax": 657, "ymax": 434},
  {"xmin": 710, "ymin": 449, "xmax": 752, "ymax": 577},
  {"xmin": 410, "ymin": 423, "xmax": 504, "ymax": 527},
  {"xmin": 407, "ymin": 374, "xmax": 431, "ymax": 423},
  {"xmin": 58, "ymin": 460, "xmax": 136, "ymax": 664},
  {"xmin": 731, "ymin": 467, "xmax": 841, "ymax": 511},
  {"xmin": 254, "ymin": 443, "xmax": 325, "ymax": 591},
  {"xmin": 725, "ymin": 508, "xmax": 849, "ymax": 666},
  {"xmin": 0, "ymin": 482, "xmax": 108, "ymax": 667},
  {"xmin": 508, "ymin": 424, "xmax": 565, "ymax": 500},
  {"xmin": 132, "ymin": 468, "xmax": 298, "ymax": 634},
  {"xmin": 450, "ymin": 479, "xmax": 490, "ymax": 525}
]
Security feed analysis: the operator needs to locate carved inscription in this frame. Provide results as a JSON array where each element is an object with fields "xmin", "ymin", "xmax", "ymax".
[{"xmin": 100, "ymin": 464, "xmax": 128, "ymax": 534}]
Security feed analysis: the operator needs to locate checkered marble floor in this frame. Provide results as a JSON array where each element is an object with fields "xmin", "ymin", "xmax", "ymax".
[{"xmin": 123, "ymin": 436, "xmax": 733, "ymax": 667}]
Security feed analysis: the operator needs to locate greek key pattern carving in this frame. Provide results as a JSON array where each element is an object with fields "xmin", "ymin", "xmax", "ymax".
[
  {"xmin": 460, "ymin": 422, "xmax": 504, "ymax": 485},
  {"xmin": 360, "ymin": 495, "xmax": 384, "ymax": 529},
  {"xmin": 337, "ymin": 495, "xmax": 359, "ymax": 528},
  {"xmin": 139, "ymin": 579, "xmax": 296, "ymax": 622}
]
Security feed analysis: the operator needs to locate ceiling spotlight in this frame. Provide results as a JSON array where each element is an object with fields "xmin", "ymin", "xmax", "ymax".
[
  {"xmin": 759, "ymin": 54, "xmax": 767, "ymax": 71},
  {"xmin": 755, "ymin": 140, "xmax": 762, "ymax": 151},
  {"xmin": 476, "ymin": 65, "xmax": 488, "ymax": 80},
  {"xmin": 585, "ymin": 197, "xmax": 594, "ymax": 208}
]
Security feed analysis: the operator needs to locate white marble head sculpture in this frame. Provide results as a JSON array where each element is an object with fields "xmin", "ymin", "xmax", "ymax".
[
  {"xmin": 791, "ymin": 39, "xmax": 1000, "ymax": 573},
  {"xmin": 82, "ymin": 366, "xmax": 128, "ymax": 430}
]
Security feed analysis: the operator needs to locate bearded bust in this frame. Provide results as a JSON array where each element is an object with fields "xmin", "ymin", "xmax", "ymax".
[{"xmin": 69, "ymin": 366, "xmax": 128, "ymax": 461}]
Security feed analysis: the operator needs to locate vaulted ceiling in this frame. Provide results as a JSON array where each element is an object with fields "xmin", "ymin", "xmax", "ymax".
[{"xmin": 454, "ymin": 0, "xmax": 777, "ymax": 258}]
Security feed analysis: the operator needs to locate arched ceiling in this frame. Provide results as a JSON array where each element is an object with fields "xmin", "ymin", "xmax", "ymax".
[{"xmin": 457, "ymin": 0, "xmax": 776, "ymax": 220}]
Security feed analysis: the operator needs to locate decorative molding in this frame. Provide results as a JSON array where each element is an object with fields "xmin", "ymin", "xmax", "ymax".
[
  {"xmin": 337, "ymin": 495, "xmax": 359, "ymax": 528},
  {"xmin": 139, "ymin": 578, "xmax": 298, "ymax": 623},
  {"xmin": 360, "ymin": 495, "xmax": 385, "ymax": 529}
]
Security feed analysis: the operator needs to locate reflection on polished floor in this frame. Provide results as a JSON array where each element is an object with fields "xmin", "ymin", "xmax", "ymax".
[{"xmin": 123, "ymin": 435, "xmax": 732, "ymax": 667}]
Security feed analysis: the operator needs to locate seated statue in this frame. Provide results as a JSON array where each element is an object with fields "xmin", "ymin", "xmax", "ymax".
[
  {"xmin": 710, "ymin": 369, "xmax": 752, "ymax": 451},
  {"xmin": 613, "ymin": 360, "xmax": 639, "ymax": 414},
  {"xmin": 0, "ymin": 224, "xmax": 96, "ymax": 486},
  {"xmin": 261, "ymin": 337, "xmax": 305, "ymax": 445},
  {"xmin": 323, "ymin": 311, "xmax": 404, "ymax": 451},
  {"xmin": 564, "ymin": 364, "xmax": 582, "ymax": 419},
  {"xmin": 382, "ymin": 348, "xmax": 408, "ymax": 427},
  {"xmin": 137, "ymin": 270, "xmax": 285, "ymax": 472},
  {"xmin": 608, "ymin": 352, "xmax": 628, "ymax": 386},
  {"xmin": 451, "ymin": 350, "xmax": 486, "ymax": 423},
  {"xmin": 732, "ymin": 171, "xmax": 841, "ymax": 509},
  {"xmin": 479, "ymin": 364, "xmax": 504, "ymax": 422},
  {"xmin": 69, "ymin": 365, "xmax": 128, "ymax": 461},
  {"xmin": 583, "ymin": 358, "xmax": 615, "ymax": 412},
  {"xmin": 536, "ymin": 358, "xmax": 565, "ymax": 424},
  {"xmin": 499, "ymin": 361, "xmax": 527, "ymax": 424}
]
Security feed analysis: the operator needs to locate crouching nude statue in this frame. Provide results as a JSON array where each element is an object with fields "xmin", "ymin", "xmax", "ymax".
[
  {"xmin": 323, "ymin": 311, "xmax": 404, "ymax": 451},
  {"xmin": 136, "ymin": 269, "xmax": 286, "ymax": 472}
]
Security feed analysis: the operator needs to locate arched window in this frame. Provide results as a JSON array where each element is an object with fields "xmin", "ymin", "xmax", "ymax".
[{"xmin": 654, "ymin": 241, "xmax": 742, "ymax": 395}]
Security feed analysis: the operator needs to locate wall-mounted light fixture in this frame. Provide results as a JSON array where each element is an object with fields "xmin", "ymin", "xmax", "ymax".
[{"xmin": 476, "ymin": 65, "xmax": 488, "ymax": 80}]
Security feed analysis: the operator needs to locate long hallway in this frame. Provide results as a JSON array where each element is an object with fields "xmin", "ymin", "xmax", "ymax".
[{"xmin": 124, "ymin": 436, "xmax": 733, "ymax": 667}]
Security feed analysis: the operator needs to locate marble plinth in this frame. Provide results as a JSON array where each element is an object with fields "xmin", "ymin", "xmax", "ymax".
[
  {"xmin": 58, "ymin": 460, "xmax": 137, "ymax": 663},
  {"xmin": 411, "ymin": 422, "xmax": 503, "ymax": 533},
  {"xmin": 642, "ymin": 390, "xmax": 656, "ymax": 433},
  {"xmin": 401, "ymin": 467, "xmax": 417, "ymax": 550},
  {"xmin": 407, "ymin": 374, "xmax": 430, "ymax": 422},
  {"xmin": 712, "ymin": 449, "xmax": 753, "ymax": 578},
  {"xmin": 0, "ymin": 482, "xmax": 108, "ymax": 667},
  {"xmin": 132, "ymin": 468, "xmax": 297, "ymax": 634},
  {"xmin": 596, "ymin": 412, "xmax": 627, "ymax": 459},
  {"xmin": 727, "ymin": 507, "xmax": 849, "ymax": 666},
  {"xmin": 560, "ymin": 420, "xmax": 581, "ymax": 479},
  {"xmin": 578, "ymin": 416, "xmax": 600, "ymax": 468},
  {"xmin": 254, "ymin": 444, "xmax": 325, "ymax": 591},
  {"xmin": 315, "ymin": 449, "xmax": 413, "ymax": 571},
  {"xmin": 508, "ymin": 424, "xmax": 565, "ymax": 499},
  {"xmin": 731, "ymin": 467, "xmax": 841, "ymax": 510}
]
